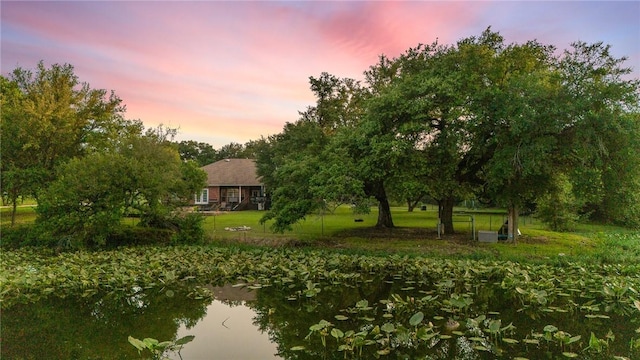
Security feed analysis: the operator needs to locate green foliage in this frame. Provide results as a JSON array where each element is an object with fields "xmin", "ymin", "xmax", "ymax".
[
  {"xmin": 537, "ymin": 173, "xmax": 581, "ymax": 231},
  {"xmin": 0, "ymin": 62, "xmax": 128, "ymax": 226},
  {"xmin": 558, "ymin": 42, "xmax": 640, "ymax": 228},
  {"xmin": 106, "ymin": 226, "xmax": 174, "ymax": 248},
  {"xmin": 176, "ymin": 140, "xmax": 217, "ymax": 166},
  {"xmin": 257, "ymin": 28, "xmax": 640, "ymax": 236},
  {"xmin": 128, "ymin": 335, "xmax": 194, "ymax": 360},
  {"xmin": 1, "ymin": 61, "xmax": 208, "ymax": 247},
  {"xmin": 216, "ymin": 141, "xmax": 249, "ymax": 160},
  {"xmin": 364, "ymin": 39, "xmax": 473, "ymax": 232},
  {"xmin": 170, "ymin": 213, "xmax": 205, "ymax": 245},
  {"xmin": 4, "ymin": 244, "xmax": 638, "ymax": 307},
  {"xmin": 36, "ymin": 153, "xmax": 130, "ymax": 247},
  {"xmin": 261, "ymin": 68, "xmax": 413, "ymax": 230},
  {"xmin": 0, "ymin": 223, "xmax": 175, "ymax": 249},
  {"xmin": 176, "ymin": 138, "xmax": 267, "ymax": 166},
  {"xmin": 303, "ymin": 72, "xmax": 367, "ymax": 130},
  {"xmin": 591, "ymin": 231, "xmax": 640, "ymax": 264},
  {"xmin": 257, "ymin": 120, "xmax": 330, "ymax": 232},
  {"xmin": 36, "ymin": 127, "xmax": 206, "ymax": 248},
  {"xmin": 0, "ymin": 224, "xmax": 52, "ymax": 248}
]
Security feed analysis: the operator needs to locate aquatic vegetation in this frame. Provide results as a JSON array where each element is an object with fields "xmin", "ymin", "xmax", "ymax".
[
  {"xmin": 128, "ymin": 335, "xmax": 194, "ymax": 360},
  {"xmin": 2, "ymin": 245, "xmax": 639, "ymax": 359}
]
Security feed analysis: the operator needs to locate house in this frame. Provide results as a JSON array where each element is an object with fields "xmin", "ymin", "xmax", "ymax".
[{"xmin": 195, "ymin": 158, "xmax": 266, "ymax": 211}]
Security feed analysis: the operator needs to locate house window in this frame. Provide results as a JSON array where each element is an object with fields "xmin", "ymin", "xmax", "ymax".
[
  {"xmin": 195, "ymin": 189, "xmax": 209, "ymax": 204},
  {"xmin": 226, "ymin": 188, "xmax": 239, "ymax": 203}
]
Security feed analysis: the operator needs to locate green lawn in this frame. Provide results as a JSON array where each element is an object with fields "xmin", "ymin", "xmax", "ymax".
[
  {"xmin": 200, "ymin": 205, "xmax": 640, "ymax": 264},
  {"xmin": 3, "ymin": 204, "xmax": 638, "ymax": 264},
  {"xmin": 0, "ymin": 205, "xmax": 38, "ymax": 226}
]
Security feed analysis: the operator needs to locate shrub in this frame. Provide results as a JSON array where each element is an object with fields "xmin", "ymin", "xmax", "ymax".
[
  {"xmin": 2, "ymin": 215, "xmax": 203, "ymax": 249},
  {"xmin": 1, "ymin": 225, "xmax": 27, "ymax": 248},
  {"xmin": 105, "ymin": 226, "xmax": 173, "ymax": 248},
  {"xmin": 170, "ymin": 213, "xmax": 205, "ymax": 245},
  {"xmin": 536, "ymin": 174, "xmax": 580, "ymax": 232},
  {"xmin": 0, "ymin": 224, "xmax": 46, "ymax": 248},
  {"xmin": 137, "ymin": 212, "xmax": 205, "ymax": 245}
]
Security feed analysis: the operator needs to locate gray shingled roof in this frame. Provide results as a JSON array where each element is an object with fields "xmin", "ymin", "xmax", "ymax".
[{"xmin": 201, "ymin": 159, "xmax": 262, "ymax": 186}]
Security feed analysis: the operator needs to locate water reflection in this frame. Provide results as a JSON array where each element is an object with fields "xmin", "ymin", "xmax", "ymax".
[
  {"xmin": 1, "ymin": 286, "xmax": 210, "ymax": 359},
  {"xmin": 2, "ymin": 278, "xmax": 638, "ymax": 359},
  {"xmin": 171, "ymin": 285, "xmax": 281, "ymax": 360}
]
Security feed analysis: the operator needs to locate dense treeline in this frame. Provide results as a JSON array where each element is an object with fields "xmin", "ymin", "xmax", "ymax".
[
  {"xmin": 256, "ymin": 29, "xmax": 640, "ymax": 237},
  {"xmin": 175, "ymin": 139, "xmax": 264, "ymax": 166},
  {"xmin": 1, "ymin": 62, "xmax": 206, "ymax": 248}
]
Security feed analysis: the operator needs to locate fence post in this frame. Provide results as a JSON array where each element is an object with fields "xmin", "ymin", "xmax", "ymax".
[{"xmin": 472, "ymin": 215, "xmax": 476, "ymax": 241}]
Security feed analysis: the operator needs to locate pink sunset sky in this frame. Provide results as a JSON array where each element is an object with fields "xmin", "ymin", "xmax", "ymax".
[{"xmin": 2, "ymin": 1, "xmax": 639, "ymax": 148}]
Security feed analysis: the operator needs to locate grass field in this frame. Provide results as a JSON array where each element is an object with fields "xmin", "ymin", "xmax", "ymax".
[
  {"xmin": 0, "ymin": 204, "xmax": 38, "ymax": 226},
  {"xmin": 197, "ymin": 205, "xmax": 639, "ymax": 264},
  {"xmin": 3, "ymin": 204, "xmax": 638, "ymax": 264}
]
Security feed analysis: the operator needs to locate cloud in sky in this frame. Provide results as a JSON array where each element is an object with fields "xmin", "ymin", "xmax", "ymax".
[{"xmin": 2, "ymin": 1, "xmax": 638, "ymax": 148}]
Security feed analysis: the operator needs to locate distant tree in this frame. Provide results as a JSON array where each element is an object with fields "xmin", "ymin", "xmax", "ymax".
[
  {"xmin": 536, "ymin": 173, "xmax": 581, "ymax": 231},
  {"xmin": 1, "ymin": 61, "xmax": 126, "ymax": 225},
  {"xmin": 216, "ymin": 142, "xmax": 246, "ymax": 160},
  {"xmin": 242, "ymin": 138, "xmax": 268, "ymax": 159},
  {"xmin": 176, "ymin": 140, "xmax": 217, "ymax": 166},
  {"xmin": 176, "ymin": 139, "xmax": 269, "ymax": 166}
]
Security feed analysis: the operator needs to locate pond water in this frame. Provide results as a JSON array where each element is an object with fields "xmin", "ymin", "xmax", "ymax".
[
  {"xmin": 170, "ymin": 285, "xmax": 281, "ymax": 360},
  {"xmin": 170, "ymin": 301, "xmax": 281, "ymax": 359},
  {"xmin": 2, "ymin": 276, "xmax": 638, "ymax": 359}
]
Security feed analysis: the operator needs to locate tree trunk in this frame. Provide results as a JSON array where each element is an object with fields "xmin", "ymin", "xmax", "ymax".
[
  {"xmin": 438, "ymin": 197, "xmax": 455, "ymax": 234},
  {"xmin": 507, "ymin": 204, "xmax": 519, "ymax": 243},
  {"xmin": 366, "ymin": 180, "xmax": 394, "ymax": 228},
  {"xmin": 376, "ymin": 196, "xmax": 394, "ymax": 228},
  {"xmin": 407, "ymin": 199, "xmax": 415, "ymax": 212},
  {"xmin": 8, "ymin": 187, "xmax": 19, "ymax": 227},
  {"xmin": 11, "ymin": 199, "xmax": 17, "ymax": 227},
  {"xmin": 406, "ymin": 194, "xmax": 424, "ymax": 212}
]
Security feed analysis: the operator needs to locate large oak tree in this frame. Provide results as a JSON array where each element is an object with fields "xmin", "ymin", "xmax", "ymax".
[{"xmin": 257, "ymin": 29, "xmax": 640, "ymax": 236}]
